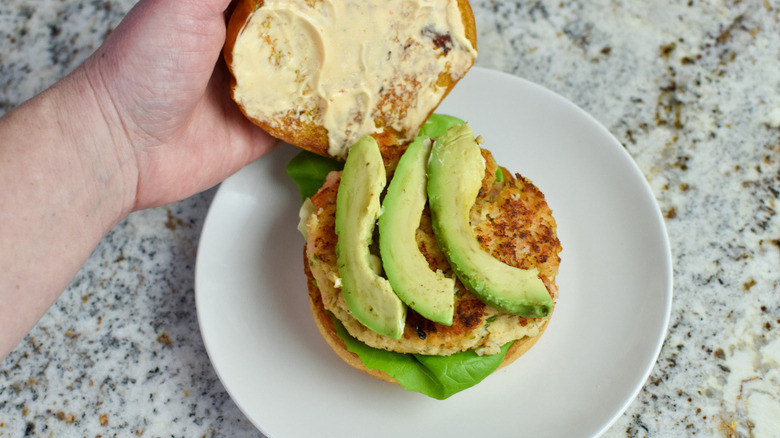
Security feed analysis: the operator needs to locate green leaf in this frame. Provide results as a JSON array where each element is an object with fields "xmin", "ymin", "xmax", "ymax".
[
  {"xmin": 285, "ymin": 114, "xmax": 461, "ymax": 200},
  {"xmin": 286, "ymin": 150, "xmax": 343, "ymax": 200},
  {"xmin": 419, "ymin": 113, "xmax": 465, "ymax": 139},
  {"xmin": 495, "ymin": 167, "xmax": 504, "ymax": 182},
  {"xmin": 332, "ymin": 315, "xmax": 512, "ymax": 400}
]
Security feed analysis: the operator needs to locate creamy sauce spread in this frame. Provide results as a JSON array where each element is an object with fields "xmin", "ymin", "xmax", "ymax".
[{"xmin": 231, "ymin": 0, "xmax": 477, "ymax": 158}]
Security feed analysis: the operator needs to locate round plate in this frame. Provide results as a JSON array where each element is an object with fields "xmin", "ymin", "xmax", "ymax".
[{"xmin": 195, "ymin": 67, "xmax": 672, "ymax": 438}]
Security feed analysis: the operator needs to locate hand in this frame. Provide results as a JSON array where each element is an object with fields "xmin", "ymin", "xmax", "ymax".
[
  {"xmin": 0, "ymin": 0, "xmax": 277, "ymax": 359},
  {"xmin": 85, "ymin": 0, "xmax": 277, "ymax": 211}
]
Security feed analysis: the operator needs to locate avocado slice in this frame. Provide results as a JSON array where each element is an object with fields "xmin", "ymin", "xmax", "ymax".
[
  {"xmin": 427, "ymin": 124, "xmax": 553, "ymax": 318},
  {"xmin": 336, "ymin": 136, "xmax": 406, "ymax": 339},
  {"xmin": 379, "ymin": 135, "xmax": 456, "ymax": 325}
]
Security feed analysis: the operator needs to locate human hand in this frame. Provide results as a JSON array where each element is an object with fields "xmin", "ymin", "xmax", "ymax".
[
  {"xmin": 0, "ymin": 0, "xmax": 277, "ymax": 358},
  {"xmin": 83, "ymin": 0, "xmax": 278, "ymax": 211}
]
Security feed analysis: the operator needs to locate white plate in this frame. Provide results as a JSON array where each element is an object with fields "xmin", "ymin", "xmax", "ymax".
[{"xmin": 195, "ymin": 67, "xmax": 672, "ymax": 438}]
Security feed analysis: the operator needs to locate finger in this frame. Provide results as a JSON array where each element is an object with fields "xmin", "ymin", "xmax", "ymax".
[{"xmin": 182, "ymin": 0, "xmax": 235, "ymax": 18}]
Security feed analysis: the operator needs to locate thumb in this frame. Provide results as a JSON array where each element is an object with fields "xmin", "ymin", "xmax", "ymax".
[{"xmin": 176, "ymin": 0, "xmax": 236, "ymax": 19}]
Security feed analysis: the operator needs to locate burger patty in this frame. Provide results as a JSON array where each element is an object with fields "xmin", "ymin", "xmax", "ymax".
[{"xmin": 305, "ymin": 148, "xmax": 561, "ymax": 356}]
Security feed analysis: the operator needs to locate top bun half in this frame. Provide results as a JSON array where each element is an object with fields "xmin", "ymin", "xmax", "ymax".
[{"xmin": 224, "ymin": 0, "xmax": 477, "ymax": 159}]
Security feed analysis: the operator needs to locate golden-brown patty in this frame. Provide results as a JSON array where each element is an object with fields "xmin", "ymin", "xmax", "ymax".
[
  {"xmin": 304, "ymin": 147, "xmax": 561, "ymax": 357},
  {"xmin": 305, "ymin": 256, "xmax": 551, "ymax": 384}
]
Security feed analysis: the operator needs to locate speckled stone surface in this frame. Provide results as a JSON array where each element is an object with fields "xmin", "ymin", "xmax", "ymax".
[{"xmin": 1, "ymin": 0, "xmax": 779, "ymax": 437}]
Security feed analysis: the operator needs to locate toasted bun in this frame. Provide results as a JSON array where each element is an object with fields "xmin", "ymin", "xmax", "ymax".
[
  {"xmin": 305, "ymin": 250, "xmax": 551, "ymax": 385},
  {"xmin": 224, "ymin": 0, "xmax": 477, "ymax": 159}
]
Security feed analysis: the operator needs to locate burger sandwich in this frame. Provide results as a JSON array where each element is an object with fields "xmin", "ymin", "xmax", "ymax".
[{"xmin": 224, "ymin": 0, "xmax": 562, "ymax": 399}]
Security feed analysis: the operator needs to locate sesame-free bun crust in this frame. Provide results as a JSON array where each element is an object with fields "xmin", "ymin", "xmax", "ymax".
[{"xmin": 224, "ymin": 0, "xmax": 477, "ymax": 159}]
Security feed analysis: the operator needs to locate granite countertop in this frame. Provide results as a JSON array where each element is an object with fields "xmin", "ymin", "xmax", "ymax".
[{"xmin": 1, "ymin": 0, "xmax": 778, "ymax": 436}]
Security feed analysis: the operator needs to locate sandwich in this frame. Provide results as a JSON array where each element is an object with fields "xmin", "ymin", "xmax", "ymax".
[{"xmin": 224, "ymin": 0, "xmax": 561, "ymax": 400}]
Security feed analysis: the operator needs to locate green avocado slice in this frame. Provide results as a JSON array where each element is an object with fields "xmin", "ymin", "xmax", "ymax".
[
  {"xmin": 377, "ymin": 113, "xmax": 463, "ymax": 325},
  {"xmin": 427, "ymin": 124, "xmax": 553, "ymax": 318},
  {"xmin": 336, "ymin": 135, "xmax": 406, "ymax": 339},
  {"xmin": 379, "ymin": 135, "xmax": 456, "ymax": 325}
]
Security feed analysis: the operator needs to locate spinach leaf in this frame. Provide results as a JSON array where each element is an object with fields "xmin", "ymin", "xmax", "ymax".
[
  {"xmin": 285, "ymin": 113, "xmax": 462, "ymax": 200},
  {"xmin": 419, "ymin": 113, "xmax": 464, "ymax": 139},
  {"xmin": 286, "ymin": 150, "xmax": 343, "ymax": 200},
  {"xmin": 333, "ymin": 315, "xmax": 511, "ymax": 400}
]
